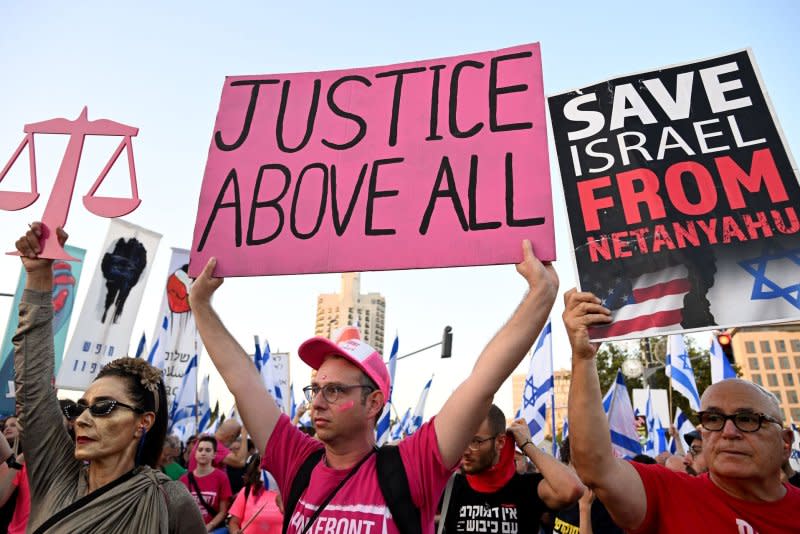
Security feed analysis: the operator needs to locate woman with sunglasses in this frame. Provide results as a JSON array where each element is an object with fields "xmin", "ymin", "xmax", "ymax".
[{"xmin": 13, "ymin": 223, "xmax": 205, "ymax": 533}]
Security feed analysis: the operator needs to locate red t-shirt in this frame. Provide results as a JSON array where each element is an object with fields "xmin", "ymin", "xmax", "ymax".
[
  {"xmin": 229, "ymin": 487, "xmax": 282, "ymax": 534},
  {"xmin": 263, "ymin": 414, "xmax": 454, "ymax": 534},
  {"xmin": 630, "ymin": 462, "xmax": 800, "ymax": 533},
  {"xmin": 180, "ymin": 468, "xmax": 232, "ymax": 524},
  {"xmin": 8, "ymin": 464, "xmax": 29, "ymax": 534}
]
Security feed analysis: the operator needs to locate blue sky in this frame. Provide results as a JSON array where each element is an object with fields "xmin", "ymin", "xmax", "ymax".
[{"xmin": 1, "ymin": 1, "xmax": 798, "ymax": 418}]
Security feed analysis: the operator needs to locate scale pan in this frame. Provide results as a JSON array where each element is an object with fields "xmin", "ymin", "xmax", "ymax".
[
  {"xmin": 82, "ymin": 195, "xmax": 141, "ymax": 217},
  {"xmin": 0, "ymin": 191, "xmax": 39, "ymax": 211}
]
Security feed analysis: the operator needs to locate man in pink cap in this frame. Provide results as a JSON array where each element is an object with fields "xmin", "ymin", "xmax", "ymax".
[{"xmin": 190, "ymin": 241, "xmax": 558, "ymax": 534}]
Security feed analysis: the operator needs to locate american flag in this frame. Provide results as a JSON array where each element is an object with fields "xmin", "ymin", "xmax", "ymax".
[{"xmin": 589, "ymin": 265, "xmax": 691, "ymax": 339}]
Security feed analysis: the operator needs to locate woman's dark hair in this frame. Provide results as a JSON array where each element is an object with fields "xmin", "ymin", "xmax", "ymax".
[
  {"xmin": 95, "ymin": 357, "xmax": 167, "ymax": 469},
  {"xmin": 243, "ymin": 453, "xmax": 263, "ymax": 493}
]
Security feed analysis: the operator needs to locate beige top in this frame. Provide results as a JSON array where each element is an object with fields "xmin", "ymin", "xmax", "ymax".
[{"xmin": 14, "ymin": 289, "xmax": 205, "ymax": 533}]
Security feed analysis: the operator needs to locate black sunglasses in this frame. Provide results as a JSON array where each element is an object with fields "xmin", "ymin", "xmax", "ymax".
[
  {"xmin": 697, "ymin": 410, "xmax": 783, "ymax": 433},
  {"xmin": 63, "ymin": 399, "xmax": 144, "ymax": 420}
]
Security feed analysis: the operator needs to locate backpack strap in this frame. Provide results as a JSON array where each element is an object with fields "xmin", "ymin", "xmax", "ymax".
[
  {"xmin": 282, "ymin": 448, "xmax": 325, "ymax": 534},
  {"xmin": 436, "ymin": 473, "xmax": 457, "ymax": 534},
  {"xmin": 376, "ymin": 445, "xmax": 421, "ymax": 534}
]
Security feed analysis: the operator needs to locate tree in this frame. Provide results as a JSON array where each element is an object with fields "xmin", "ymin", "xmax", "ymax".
[
  {"xmin": 594, "ymin": 336, "xmax": 742, "ymax": 425},
  {"xmin": 595, "ymin": 342, "xmax": 641, "ymax": 396}
]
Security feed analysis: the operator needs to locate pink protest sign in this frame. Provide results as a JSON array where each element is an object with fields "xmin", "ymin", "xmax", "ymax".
[
  {"xmin": 0, "ymin": 107, "xmax": 141, "ymax": 260},
  {"xmin": 190, "ymin": 43, "xmax": 553, "ymax": 277}
]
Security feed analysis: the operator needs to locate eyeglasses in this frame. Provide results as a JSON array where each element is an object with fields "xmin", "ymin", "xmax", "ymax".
[
  {"xmin": 688, "ymin": 445, "xmax": 703, "ymax": 456},
  {"xmin": 697, "ymin": 411, "xmax": 783, "ymax": 433},
  {"xmin": 63, "ymin": 399, "xmax": 144, "ymax": 420},
  {"xmin": 467, "ymin": 434, "xmax": 498, "ymax": 451},
  {"xmin": 302, "ymin": 384, "xmax": 375, "ymax": 404}
]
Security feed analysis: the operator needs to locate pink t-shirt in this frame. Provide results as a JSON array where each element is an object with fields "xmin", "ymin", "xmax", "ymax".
[
  {"xmin": 229, "ymin": 487, "xmax": 282, "ymax": 534},
  {"xmin": 188, "ymin": 439, "xmax": 232, "ymax": 471},
  {"xmin": 629, "ymin": 462, "xmax": 800, "ymax": 533},
  {"xmin": 8, "ymin": 464, "xmax": 29, "ymax": 534},
  {"xmin": 180, "ymin": 468, "xmax": 233, "ymax": 524},
  {"xmin": 263, "ymin": 414, "xmax": 454, "ymax": 534}
]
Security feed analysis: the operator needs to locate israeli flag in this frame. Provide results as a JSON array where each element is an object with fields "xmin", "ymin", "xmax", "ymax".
[
  {"xmin": 197, "ymin": 375, "xmax": 212, "ymax": 434},
  {"xmin": 289, "ymin": 383, "xmax": 297, "ymax": 421},
  {"xmin": 392, "ymin": 408, "xmax": 411, "ymax": 440},
  {"xmin": 665, "ymin": 335, "xmax": 701, "ymax": 410},
  {"xmin": 147, "ymin": 315, "xmax": 169, "ymax": 369},
  {"xmin": 406, "ymin": 376, "xmax": 433, "ymax": 435},
  {"xmin": 561, "ymin": 417, "xmax": 569, "ymax": 441},
  {"xmin": 521, "ymin": 321, "xmax": 554, "ymax": 445},
  {"xmin": 602, "ymin": 376, "xmax": 615, "ymax": 414},
  {"xmin": 262, "ymin": 470, "xmax": 278, "ymax": 491},
  {"xmin": 710, "ymin": 336, "xmax": 736, "ymax": 384},
  {"xmin": 376, "ymin": 334, "xmax": 399, "ymax": 445},
  {"xmin": 386, "ymin": 334, "xmax": 398, "ymax": 397},
  {"xmin": 670, "ymin": 407, "xmax": 695, "ymax": 454},
  {"xmin": 168, "ymin": 354, "xmax": 199, "ymax": 437},
  {"xmin": 790, "ymin": 423, "xmax": 800, "ymax": 471},
  {"xmin": 135, "ymin": 332, "xmax": 147, "ymax": 359},
  {"xmin": 606, "ymin": 370, "xmax": 642, "ymax": 459},
  {"xmin": 254, "ymin": 336, "xmax": 270, "ymax": 390},
  {"xmin": 644, "ymin": 389, "xmax": 668, "ymax": 456},
  {"xmin": 376, "ymin": 401, "xmax": 394, "ymax": 445},
  {"xmin": 254, "ymin": 336, "xmax": 283, "ymax": 411}
]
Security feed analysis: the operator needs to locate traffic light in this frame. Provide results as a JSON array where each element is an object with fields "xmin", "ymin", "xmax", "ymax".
[
  {"xmin": 441, "ymin": 326, "xmax": 453, "ymax": 358},
  {"xmin": 717, "ymin": 331, "xmax": 734, "ymax": 359}
]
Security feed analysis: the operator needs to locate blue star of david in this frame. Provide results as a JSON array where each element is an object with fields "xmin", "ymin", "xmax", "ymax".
[
  {"xmin": 678, "ymin": 351, "xmax": 692, "ymax": 371},
  {"xmin": 738, "ymin": 246, "xmax": 800, "ymax": 310},
  {"xmin": 523, "ymin": 377, "xmax": 537, "ymax": 408}
]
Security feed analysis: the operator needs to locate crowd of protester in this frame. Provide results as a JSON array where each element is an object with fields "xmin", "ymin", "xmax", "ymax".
[{"xmin": 1, "ymin": 223, "xmax": 798, "ymax": 532}]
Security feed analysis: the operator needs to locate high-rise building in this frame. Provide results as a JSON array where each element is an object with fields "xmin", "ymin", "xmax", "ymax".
[
  {"xmin": 314, "ymin": 273, "xmax": 386, "ymax": 354},
  {"xmin": 511, "ymin": 369, "xmax": 570, "ymax": 438},
  {"xmin": 729, "ymin": 324, "xmax": 800, "ymax": 423}
]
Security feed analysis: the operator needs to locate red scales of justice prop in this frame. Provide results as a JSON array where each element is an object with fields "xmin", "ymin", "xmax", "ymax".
[{"xmin": 0, "ymin": 107, "xmax": 141, "ymax": 260}]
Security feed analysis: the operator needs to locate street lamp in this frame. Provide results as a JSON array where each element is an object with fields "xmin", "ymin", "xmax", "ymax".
[{"xmin": 396, "ymin": 326, "xmax": 453, "ymax": 361}]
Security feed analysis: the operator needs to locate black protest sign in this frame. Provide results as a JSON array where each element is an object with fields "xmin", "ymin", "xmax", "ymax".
[{"xmin": 549, "ymin": 50, "xmax": 800, "ymax": 340}]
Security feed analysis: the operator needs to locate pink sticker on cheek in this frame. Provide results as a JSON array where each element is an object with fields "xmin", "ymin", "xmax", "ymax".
[{"xmin": 336, "ymin": 400, "xmax": 355, "ymax": 412}]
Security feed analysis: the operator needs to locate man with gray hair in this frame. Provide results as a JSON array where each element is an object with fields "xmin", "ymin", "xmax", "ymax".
[
  {"xmin": 158, "ymin": 434, "xmax": 187, "ymax": 480},
  {"xmin": 562, "ymin": 288, "xmax": 800, "ymax": 532}
]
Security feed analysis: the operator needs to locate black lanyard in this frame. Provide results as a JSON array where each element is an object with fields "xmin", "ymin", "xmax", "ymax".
[{"xmin": 301, "ymin": 447, "xmax": 377, "ymax": 534}]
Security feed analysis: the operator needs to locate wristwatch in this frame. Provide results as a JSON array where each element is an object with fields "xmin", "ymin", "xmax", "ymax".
[{"xmin": 5, "ymin": 455, "xmax": 22, "ymax": 470}]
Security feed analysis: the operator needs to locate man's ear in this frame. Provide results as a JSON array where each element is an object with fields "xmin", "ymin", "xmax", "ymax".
[
  {"xmin": 496, "ymin": 433, "xmax": 507, "ymax": 450},
  {"xmin": 781, "ymin": 428, "xmax": 793, "ymax": 460},
  {"xmin": 369, "ymin": 391, "xmax": 385, "ymax": 418}
]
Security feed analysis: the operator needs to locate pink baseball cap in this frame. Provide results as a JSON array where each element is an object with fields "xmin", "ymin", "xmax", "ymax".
[{"xmin": 298, "ymin": 337, "xmax": 390, "ymax": 403}]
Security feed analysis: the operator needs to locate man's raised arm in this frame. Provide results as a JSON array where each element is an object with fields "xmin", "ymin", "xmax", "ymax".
[
  {"xmin": 189, "ymin": 258, "xmax": 281, "ymax": 456},
  {"xmin": 563, "ymin": 289, "xmax": 646, "ymax": 530},
  {"xmin": 434, "ymin": 240, "xmax": 558, "ymax": 468}
]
